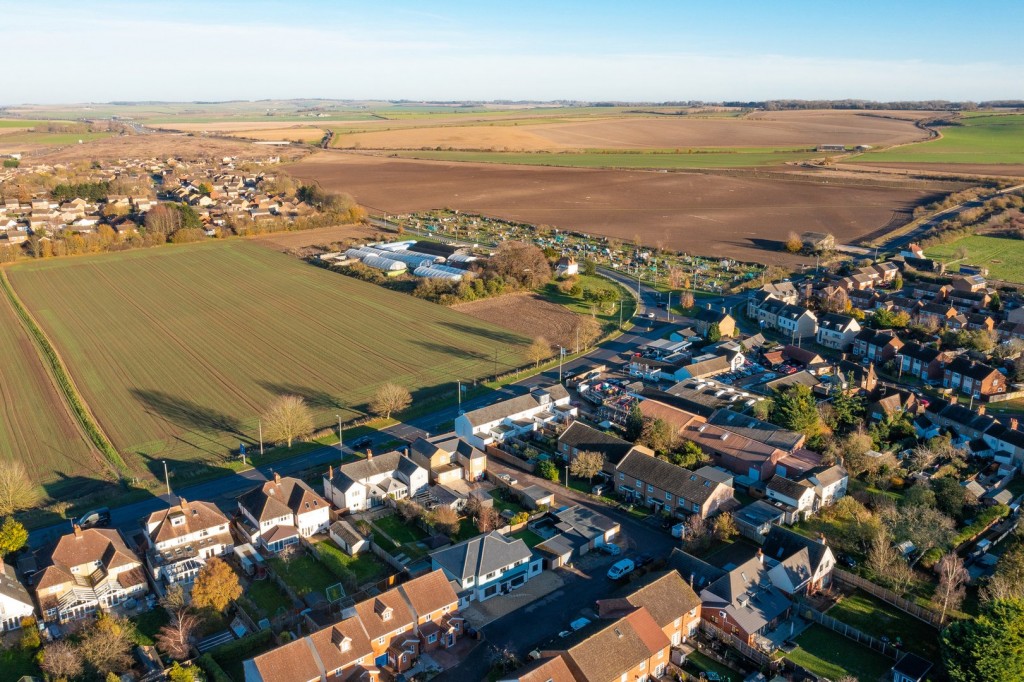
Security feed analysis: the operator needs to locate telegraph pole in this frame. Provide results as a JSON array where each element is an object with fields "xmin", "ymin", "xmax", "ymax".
[
  {"xmin": 162, "ymin": 460, "xmax": 171, "ymax": 497},
  {"xmin": 258, "ymin": 419, "xmax": 264, "ymax": 455},
  {"xmin": 337, "ymin": 414, "xmax": 343, "ymax": 454}
]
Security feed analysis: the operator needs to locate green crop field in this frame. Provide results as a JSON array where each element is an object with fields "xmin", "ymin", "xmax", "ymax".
[
  {"xmin": 0, "ymin": 283, "xmax": 99, "ymax": 494},
  {"xmin": 853, "ymin": 113, "xmax": 1024, "ymax": 164},
  {"xmin": 7, "ymin": 241, "xmax": 528, "ymax": 483},
  {"xmin": 924, "ymin": 234, "xmax": 1024, "ymax": 283},
  {"xmin": 391, "ymin": 148, "xmax": 818, "ymax": 169}
]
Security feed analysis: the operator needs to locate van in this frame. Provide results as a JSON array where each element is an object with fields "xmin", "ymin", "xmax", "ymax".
[
  {"xmin": 607, "ymin": 558, "xmax": 635, "ymax": 580},
  {"xmin": 76, "ymin": 507, "xmax": 111, "ymax": 530}
]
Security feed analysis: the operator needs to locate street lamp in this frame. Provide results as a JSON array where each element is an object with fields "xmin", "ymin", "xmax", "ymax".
[
  {"xmin": 337, "ymin": 414, "xmax": 343, "ymax": 455},
  {"xmin": 558, "ymin": 346, "xmax": 567, "ymax": 383}
]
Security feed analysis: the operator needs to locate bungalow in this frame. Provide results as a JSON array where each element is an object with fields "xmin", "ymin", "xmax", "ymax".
[
  {"xmin": 238, "ymin": 473, "xmax": 330, "ymax": 553},
  {"xmin": 455, "ymin": 385, "xmax": 577, "ymax": 450},
  {"xmin": 430, "ymin": 531, "xmax": 543, "ymax": 605},
  {"xmin": 815, "ymin": 313, "xmax": 861, "ymax": 351},
  {"xmin": 676, "ymin": 354, "xmax": 733, "ymax": 381},
  {"xmin": 852, "ymin": 328, "xmax": 903, "ymax": 363},
  {"xmin": 323, "ymin": 451, "xmax": 428, "ymax": 513},
  {"xmin": 614, "ymin": 449, "xmax": 734, "ymax": 519},
  {"xmin": 555, "ymin": 257, "xmax": 578, "ymax": 277}
]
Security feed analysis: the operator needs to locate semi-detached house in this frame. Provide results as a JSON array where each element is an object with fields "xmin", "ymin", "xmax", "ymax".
[
  {"xmin": 430, "ymin": 531, "xmax": 542, "ymax": 606},
  {"xmin": 815, "ymin": 313, "xmax": 861, "ymax": 351},
  {"xmin": 0, "ymin": 562, "xmax": 35, "ymax": 632},
  {"xmin": 322, "ymin": 451, "xmax": 428, "ymax": 513}
]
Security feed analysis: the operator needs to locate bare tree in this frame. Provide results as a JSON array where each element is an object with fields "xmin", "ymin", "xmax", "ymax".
[
  {"xmin": 527, "ymin": 337, "xmax": 552, "ymax": 368},
  {"xmin": 984, "ymin": 544, "xmax": 1024, "ymax": 602},
  {"xmin": 574, "ymin": 315, "xmax": 602, "ymax": 349},
  {"xmin": 428, "ymin": 506, "xmax": 460, "ymax": 537},
  {"xmin": 80, "ymin": 614, "xmax": 134, "ymax": 676},
  {"xmin": 39, "ymin": 640, "xmax": 84, "ymax": 681},
  {"xmin": 396, "ymin": 499, "xmax": 424, "ymax": 522},
  {"xmin": 933, "ymin": 552, "xmax": 968, "ymax": 624},
  {"xmin": 144, "ymin": 203, "xmax": 181, "ymax": 238},
  {"xmin": 261, "ymin": 395, "xmax": 314, "ymax": 448},
  {"xmin": 683, "ymin": 514, "xmax": 711, "ymax": 552},
  {"xmin": 369, "ymin": 383, "xmax": 412, "ymax": 419},
  {"xmin": 569, "ymin": 450, "xmax": 605, "ymax": 482},
  {"xmin": 475, "ymin": 506, "xmax": 501, "ymax": 533},
  {"xmin": 0, "ymin": 461, "xmax": 41, "ymax": 516},
  {"xmin": 487, "ymin": 241, "xmax": 551, "ymax": 288},
  {"xmin": 156, "ymin": 609, "xmax": 201, "ymax": 660}
]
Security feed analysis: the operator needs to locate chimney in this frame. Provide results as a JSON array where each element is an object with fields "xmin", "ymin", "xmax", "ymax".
[
  {"xmin": 328, "ymin": 465, "xmax": 334, "ymax": 480},
  {"xmin": 818, "ymin": 532, "xmax": 827, "ymax": 545},
  {"xmin": 73, "ymin": 524, "xmax": 82, "ymax": 538},
  {"xmin": 273, "ymin": 471, "xmax": 281, "ymax": 484},
  {"xmin": 721, "ymin": 306, "xmax": 727, "ymax": 314},
  {"xmin": 1011, "ymin": 418, "xmax": 1019, "ymax": 431},
  {"xmin": 366, "ymin": 448, "xmax": 373, "ymax": 460},
  {"xmin": 756, "ymin": 548, "xmax": 763, "ymax": 564},
  {"xmin": 179, "ymin": 497, "xmax": 188, "ymax": 512},
  {"xmin": 978, "ymin": 405, "xmax": 986, "ymax": 415}
]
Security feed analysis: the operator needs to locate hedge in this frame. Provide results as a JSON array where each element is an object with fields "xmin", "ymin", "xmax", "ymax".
[
  {"xmin": 0, "ymin": 271, "xmax": 127, "ymax": 473},
  {"xmin": 196, "ymin": 654, "xmax": 231, "ymax": 682},
  {"xmin": 954, "ymin": 504, "xmax": 1010, "ymax": 547},
  {"xmin": 207, "ymin": 628, "xmax": 273, "ymax": 663}
]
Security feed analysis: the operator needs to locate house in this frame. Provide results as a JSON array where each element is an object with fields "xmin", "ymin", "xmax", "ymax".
[
  {"xmin": 761, "ymin": 526, "xmax": 836, "ymax": 595},
  {"xmin": 898, "ymin": 342, "xmax": 946, "ymax": 383},
  {"xmin": 34, "ymin": 526, "xmax": 149, "ymax": 623},
  {"xmin": 868, "ymin": 389, "xmax": 918, "ymax": 422},
  {"xmin": 238, "ymin": 473, "xmax": 330, "ymax": 553},
  {"xmin": 408, "ymin": 433, "xmax": 487, "ymax": 483},
  {"xmin": 806, "ymin": 465, "xmax": 848, "ymax": 507},
  {"xmin": 637, "ymin": 400, "xmax": 706, "ymax": 439},
  {"xmin": 801, "ymin": 232, "xmax": 835, "ymax": 252},
  {"xmin": 430, "ymin": 531, "xmax": 543, "ymax": 605},
  {"xmin": 694, "ymin": 305, "xmax": 736, "ymax": 339},
  {"xmin": 614, "ymin": 449, "xmax": 734, "ymax": 519},
  {"xmin": 536, "ymin": 506, "xmax": 621, "ymax": 568},
  {"xmin": 944, "ymin": 356, "xmax": 1006, "ymax": 398},
  {"xmin": 951, "ymin": 274, "xmax": 987, "ymax": 292},
  {"xmin": 706, "ymin": 410, "xmax": 805, "ymax": 452},
  {"xmin": 596, "ymin": 571, "xmax": 702, "ymax": 647},
  {"xmin": 765, "ymin": 476, "xmax": 816, "ymax": 523},
  {"xmin": 557, "ymin": 421, "xmax": 634, "ymax": 471},
  {"xmin": 497, "ymin": 656, "xmax": 577, "ymax": 682},
  {"xmin": 540, "ymin": 608, "xmax": 672, "ymax": 682},
  {"xmin": 323, "ymin": 451, "xmax": 428, "ymax": 513},
  {"xmin": 455, "ymin": 385, "xmax": 577, "ymax": 450},
  {"xmin": 681, "ymin": 422, "xmax": 787, "ymax": 483},
  {"xmin": 555, "ymin": 257, "xmax": 579, "ymax": 277},
  {"xmin": 0, "ymin": 562, "xmax": 35, "ymax": 632},
  {"xmin": 891, "ymin": 653, "xmax": 933, "ymax": 682},
  {"xmin": 852, "ymin": 328, "xmax": 903, "ymax": 363},
  {"xmin": 244, "ymin": 569, "xmax": 462, "ymax": 680},
  {"xmin": 695, "ymin": 553, "xmax": 792, "ymax": 647},
  {"xmin": 916, "ymin": 302, "xmax": 958, "ymax": 328},
  {"xmin": 143, "ymin": 498, "xmax": 232, "ymax": 587},
  {"xmin": 775, "ymin": 305, "xmax": 818, "ymax": 342},
  {"xmin": 781, "ymin": 345, "xmax": 829, "ymax": 374},
  {"xmin": 815, "ymin": 313, "xmax": 861, "ymax": 351}
]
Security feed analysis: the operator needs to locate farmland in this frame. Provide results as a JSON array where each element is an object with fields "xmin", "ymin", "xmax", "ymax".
[
  {"xmin": 389, "ymin": 149, "xmax": 822, "ymax": 169},
  {"xmin": 453, "ymin": 293, "xmax": 597, "ymax": 350},
  {"xmin": 0, "ymin": 282, "xmax": 99, "ymax": 494},
  {"xmin": 924, "ymin": 234, "xmax": 1024, "ymax": 283},
  {"xmin": 852, "ymin": 113, "xmax": 1024, "ymax": 166},
  {"xmin": 286, "ymin": 151, "xmax": 946, "ymax": 265},
  {"xmin": 7, "ymin": 241, "xmax": 529, "ymax": 483}
]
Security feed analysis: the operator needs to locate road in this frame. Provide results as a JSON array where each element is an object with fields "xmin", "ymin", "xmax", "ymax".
[{"xmin": 433, "ymin": 460, "xmax": 680, "ymax": 682}]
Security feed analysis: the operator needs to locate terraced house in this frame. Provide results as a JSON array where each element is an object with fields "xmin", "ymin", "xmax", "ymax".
[
  {"xmin": 244, "ymin": 569, "xmax": 463, "ymax": 681},
  {"xmin": 614, "ymin": 449, "xmax": 734, "ymax": 519},
  {"xmin": 34, "ymin": 526, "xmax": 149, "ymax": 623}
]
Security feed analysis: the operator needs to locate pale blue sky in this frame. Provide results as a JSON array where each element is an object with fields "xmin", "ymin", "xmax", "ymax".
[{"xmin": 3, "ymin": 0, "xmax": 1022, "ymax": 104}]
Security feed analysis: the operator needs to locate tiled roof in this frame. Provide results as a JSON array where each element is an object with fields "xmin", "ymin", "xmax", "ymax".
[
  {"xmin": 430, "ymin": 531, "xmax": 532, "ymax": 582},
  {"xmin": 616, "ymin": 450, "xmax": 727, "ymax": 505}
]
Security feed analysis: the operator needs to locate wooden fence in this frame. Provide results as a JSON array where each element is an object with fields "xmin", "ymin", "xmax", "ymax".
[
  {"xmin": 798, "ymin": 604, "xmax": 901, "ymax": 659},
  {"xmin": 485, "ymin": 444, "xmax": 536, "ymax": 473},
  {"xmin": 833, "ymin": 568, "xmax": 944, "ymax": 628}
]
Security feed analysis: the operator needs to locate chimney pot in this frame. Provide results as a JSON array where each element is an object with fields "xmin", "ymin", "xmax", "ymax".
[
  {"xmin": 366, "ymin": 448, "xmax": 373, "ymax": 460},
  {"xmin": 73, "ymin": 524, "xmax": 82, "ymax": 538},
  {"xmin": 273, "ymin": 472, "xmax": 281, "ymax": 484},
  {"xmin": 1011, "ymin": 418, "xmax": 1019, "ymax": 431}
]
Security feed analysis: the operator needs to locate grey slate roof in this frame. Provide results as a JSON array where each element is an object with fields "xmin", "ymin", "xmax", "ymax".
[
  {"xmin": 708, "ymin": 410, "xmax": 803, "ymax": 451},
  {"xmin": 766, "ymin": 475, "xmax": 813, "ymax": 502},
  {"xmin": 701, "ymin": 556, "xmax": 792, "ymax": 635},
  {"xmin": 763, "ymin": 526, "xmax": 831, "ymax": 576},
  {"xmin": 616, "ymin": 451, "xmax": 727, "ymax": 505},
  {"xmin": 558, "ymin": 421, "xmax": 633, "ymax": 465},
  {"xmin": 553, "ymin": 505, "xmax": 618, "ymax": 539},
  {"xmin": 430, "ymin": 531, "xmax": 532, "ymax": 581},
  {"xmin": 461, "ymin": 385, "xmax": 569, "ymax": 427}
]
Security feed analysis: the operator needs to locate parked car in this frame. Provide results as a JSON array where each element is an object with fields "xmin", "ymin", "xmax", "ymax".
[
  {"xmin": 599, "ymin": 542, "xmax": 622, "ymax": 556},
  {"xmin": 76, "ymin": 508, "xmax": 111, "ymax": 530},
  {"xmin": 351, "ymin": 436, "xmax": 373, "ymax": 449},
  {"xmin": 498, "ymin": 473, "xmax": 518, "ymax": 486},
  {"xmin": 607, "ymin": 558, "xmax": 635, "ymax": 580},
  {"xmin": 839, "ymin": 553, "xmax": 857, "ymax": 568},
  {"xmin": 634, "ymin": 553, "xmax": 653, "ymax": 568},
  {"xmin": 569, "ymin": 617, "xmax": 591, "ymax": 631}
]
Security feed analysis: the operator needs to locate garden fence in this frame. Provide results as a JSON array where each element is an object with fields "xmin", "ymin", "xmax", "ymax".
[
  {"xmin": 697, "ymin": 621, "xmax": 775, "ymax": 668},
  {"xmin": 798, "ymin": 604, "xmax": 900, "ymax": 659},
  {"xmin": 833, "ymin": 569, "xmax": 943, "ymax": 628}
]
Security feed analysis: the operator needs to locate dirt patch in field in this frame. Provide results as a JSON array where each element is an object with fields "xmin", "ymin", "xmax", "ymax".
[
  {"xmin": 453, "ymin": 293, "xmax": 582, "ymax": 349},
  {"xmin": 286, "ymin": 152, "xmax": 943, "ymax": 265},
  {"xmin": 253, "ymin": 223, "xmax": 381, "ymax": 251},
  {"xmin": 24, "ymin": 133, "xmax": 311, "ymax": 163}
]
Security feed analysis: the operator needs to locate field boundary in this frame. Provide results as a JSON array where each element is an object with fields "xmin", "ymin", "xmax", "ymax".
[{"xmin": 0, "ymin": 270, "xmax": 127, "ymax": 476}]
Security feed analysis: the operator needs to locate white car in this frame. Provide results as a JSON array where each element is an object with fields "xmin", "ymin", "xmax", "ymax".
[{"xmin": 607, "ymin": 558, "xmax": 635, "ymax": 580}]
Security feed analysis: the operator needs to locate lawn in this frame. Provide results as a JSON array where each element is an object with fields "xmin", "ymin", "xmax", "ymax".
[
  {"xmin": 541, "ymin": 273, "xmax": 634, "ymax": 328},
  {"xmin": 268, "ymin": 553, "xmax": 338, "ymax": 597},
  {"xmin": 788, "ymin": 625, "xmax": 894, "ymax": 682},
  {"xmin": 132, "ymin": 607, "xmax": 170, "ymax": 646},
  {"xmin": 7, "ymin": 240, "xmax": 529, "ymax": 487},
  {"xmin": 924, "ymin": 234, "xmax": 1024, "ymax": 284},
  {"xmin": 247, "ymin": 578, "xmax": 293, "ymax": 618},
  {"xmin": 853, "ymin": 113, "xmax": 1024, "ymax": 165},
  {"xmin": 826, "ymin": 590, "xmax": 941, "ymax": 661},
  {"xmin": 490, "ymin": 488, "xmax": 528, "ymax": 516},
  {"xmin": 511, "ymin": 528, "xmax": 545, "ymax": 548},
  {"xmin": 372, "ymin": 513, "xmax": 429, "ymax": 545},
  {"xmin": 684, "ymin": 651, "xmax": 737, "ymax": 681},
  {"xmin": 315, "ymin": 540, "xmax": 388, "ymax": 585},
  {"xmin": 393, "ymin": 148, "xmax": 822, "ymax": 169},
  {"xmin": 0, "ymin": 646, "xmax": 40, "ymax": 680}
]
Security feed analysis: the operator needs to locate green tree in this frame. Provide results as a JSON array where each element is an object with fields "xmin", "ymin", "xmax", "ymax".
[
  {"xmin": 581, "ymin": 259, "xmax": 597, "ymax": 276},
  {"xmin": 625, "ymin": 403, "xmax": 644, "ymax": 442},
  {"xmin": 706, "ymin": 322, "xmax": 721, "ymax": 343},
  {"xmin": 830, "ymin": 387, "xmax": 865, "ymax": 433},
  {"xmin": 663, "ymin": 440, "xmax": 707, "ymax": 469},
  {"xmin": 942, "ymin": 598, "xmax": 1024, "ymax": 682},
  {"xmin": 933, "ymin": 476, "xmax": 969, "ymax": 520},
  {"xmin": 990, "ymin": 291, "xmax": 1002, "ymax": 312},
  {"xmin": 537, "ymin": 460, "xmax": 560, "ymax": 482},
  {"xmin": 20, "ymin": 616, "xmax": 40, "ymax": 650},
  {"xmin": 639, "ymin": 417, "xmax": 677, "ymax": 456},
  {"xmin": 713, "ymin": 513, "xmax": 738, "ymax": 542},
  {"xmin": 190, "ymin": 557, "xmax": 241, "ymax": 612},
  {"xmin": 167, "ymin": 662, "xmax": 198, "ymax": 682},
  {"xmin": 770, "ymin": 384, "xmax": 821, "ymax": 435},
  {"xmin": 0, "ymin": 517, "xmax": 28, "ymax": 557},
  {"xmin": 171, "ymin": 203, "xmax": 203, "ymax": 230},
  {"xmin": 872, "ymin": 308, "xmax": 910, "ymax": 329},
  {"xmin": 569, "ymin": 451, "xmax": 605, "ymax": 482}
]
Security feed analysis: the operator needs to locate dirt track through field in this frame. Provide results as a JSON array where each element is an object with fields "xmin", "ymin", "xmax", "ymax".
[{"xmin": 286, "ymin": 152, "xmax": 942, "ymax": 265}]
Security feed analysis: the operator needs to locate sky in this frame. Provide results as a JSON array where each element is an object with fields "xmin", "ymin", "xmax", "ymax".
[{"xmin": 3, "ymin": 0, "xmax": 1023, "ymax": 104}]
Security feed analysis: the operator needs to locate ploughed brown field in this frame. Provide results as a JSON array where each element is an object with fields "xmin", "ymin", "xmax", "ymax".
[
  {"xmin": 848, "ymin": 162, "xmax": 1024, "ymax": 178},
  {"xmin": 453, "ymin": 293, "xmax": 583, "ymax": 349},
  {"xmin": 253, "ymin": 223, "xmax": 382, "ymax": 251},
  {"xmin": 23, "ymin": 133, "xmax": 311, "ymax": 163},
  {"xmin": 286, "ymin": 152, "xmax": 942, "ymax": 265},
  {"xmin": 332, "ymin": 110, "xmax": 927, "ymax": 151}
]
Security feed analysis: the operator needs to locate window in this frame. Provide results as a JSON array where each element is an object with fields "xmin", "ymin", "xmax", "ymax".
[
  {"xmin": 619, "ymin": 473, "xmax": 625, "ymax": 480},
  {"xmin": 635, "ymin": 480, "xmax": 641, "ymax": 488},
  {"xmin": 665, "ymin": 492, "xmax": 672, "ymax": 501},
  {"xmin": 427, "ymin": 633, "xmax": 437, "ymax": 643},
  {"xmin": 378, "ymin": 637, "xmax": 385, "ymax": 645},
  {"xmin": 639, "ymin": 661, "xmax": 646, "ymax": 670},
  {"xmin": 647, "ymin": 484, "xmax": 654, "ymax": 493}
]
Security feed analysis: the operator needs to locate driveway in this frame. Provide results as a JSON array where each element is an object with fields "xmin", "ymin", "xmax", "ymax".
[{"xmin": 460, "ymin": 571, "xmax": 566, "ymax": 629}]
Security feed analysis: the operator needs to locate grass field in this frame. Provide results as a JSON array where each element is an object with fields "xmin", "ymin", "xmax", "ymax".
[
  {"xmin": 826, "ymin": 590, "xmax": 941, "ymax": 661},
  {"xmin": 0, "ymin": 278, "xmax": 99, "ymax": 495},
  {"xmin": 854, "ymin": 113, "xmax": 1024, "ymax": 165},
  {"xmin": 390, "ymin": 148, "xmax": 820, "ymax": 168},
  {"xmin": 923, "ymin": 234, "xmax": 1024, "ymax": 283},
  {"xmin": 7, "ymin": 241, "xmax": 529, "ymax": 484},
  {"xmin": 788, "ymin": 625, "xmax": 894, "ymax": 681},
  {"xmin": 0, "ymin": 131, "xmax": 114, "ymax": 146}
]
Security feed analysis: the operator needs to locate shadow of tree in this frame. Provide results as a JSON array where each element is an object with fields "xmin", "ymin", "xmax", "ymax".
[
  {"xmin": 130, "ymin": 388, "xmax": 246, "ymax": 437},
  {"xmin": 412, "ymin": 340, "xmax": 489, "ymax": 361},
  {"xmin": 256, "ymin": 381, "xmax": 346, "ymax": 410},
  {"xmin": 441, "ymin": 321, "xmax": 527, "ymax": 345}
]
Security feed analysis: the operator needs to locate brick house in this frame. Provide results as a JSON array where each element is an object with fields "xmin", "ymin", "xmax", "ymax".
[
  {"xmin": 596, "ymin": 571, "xmax": 702, "ymax": 647},
  {"xmin": 943, "ymin": 356, "xmax": 1007, "ymax": 398},
  {"xmin": 852, "ymin": 328, "xmax": 903, "ymax": 363},
  {"xmin": 614, "ymin": 449, "xmax": 734, "ymax": 519}
]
